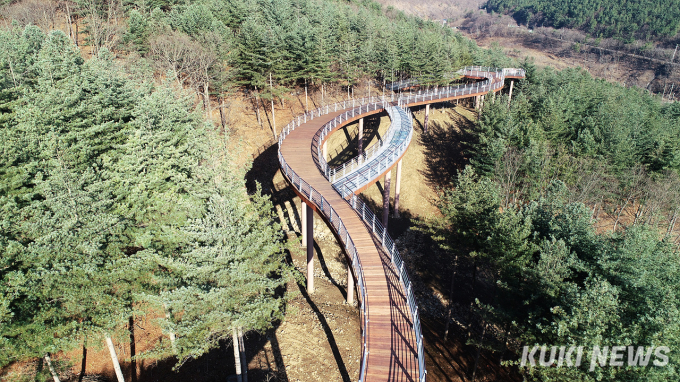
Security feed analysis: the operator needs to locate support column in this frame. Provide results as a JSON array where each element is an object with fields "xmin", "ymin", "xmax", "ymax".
[
  {"xmin": 347, "ymin": 265, "xmax": 354, "ymax": 304},
  {"xmin": 358, "ymin": 118, "xmax": 364, "ymax": 155},
  {"xmin": 322, "ymin": 140, "xmax": 328, "ymax": 162},
  {"xmin": 305, "ymin": 203, "xmax": 314, "ymax": 293},
  {"xmin": 424, "ymin": 104, "xmax": 430, "ymax": 133},
  {"xmin": 382, "ymin": 170, "xmax": 391, "ymax": 228},
  {"xmin": 394, "ymin": 159, "xmax": 402, "ymax": 218},
  {"xmin": 475, "ymin": 95, "xmax": 480, "ymax": 109},
  {"xmin": 301, "ymin": 203, "xmax": 307, "ymax": 247},
  {"xmin": 508, "ymin": 80, "xmax": 514, "ymax": 106}
]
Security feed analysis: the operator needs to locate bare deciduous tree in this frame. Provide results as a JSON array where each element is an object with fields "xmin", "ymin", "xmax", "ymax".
[
  {"xmin": 149, "ymin": 31, "xmax": 219, "ymax": 118},
  {"xmin": 1, "ymin": 0, "xmax": 59, "ymax": 31},
  {"xmin": 494, "ymin": 147, "xmax": 523, "ymax": 208},
  {"xmin": 77, "ymin": 0, "xmax": 123, "ymax": 56}
]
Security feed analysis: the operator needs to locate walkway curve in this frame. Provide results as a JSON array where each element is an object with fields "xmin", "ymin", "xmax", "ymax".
[{"xmin": 277, "ymin": 67, "xmax": 525, "ymax": 382}]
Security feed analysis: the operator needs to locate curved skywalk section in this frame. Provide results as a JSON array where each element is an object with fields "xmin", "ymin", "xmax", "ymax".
[
  {"xmin": 331, "ymin": 105, "xmax": 413, "ymax": 198},
  {"xmin": 277, "ymin": 67, "xmax": 525, "ymax": 382},
  {"xmin": 323, "ymin": 105, "xmax": 410, "ymax": 185}
]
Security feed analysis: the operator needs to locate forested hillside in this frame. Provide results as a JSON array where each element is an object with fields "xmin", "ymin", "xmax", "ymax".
[
  {"xmin": 0, "ymin": 24, "xmax": 291, "ymax": 380},
  {"xmin": 485, "ymin": 0, "xmax": 680, "ymax": 40},
  {"xmin": 430, "ymin": 62, "xmax": 680, "ymax": 381},
  {"xmin": 117, "ymin": 0, "xmax": 505, "ymax": 129}
]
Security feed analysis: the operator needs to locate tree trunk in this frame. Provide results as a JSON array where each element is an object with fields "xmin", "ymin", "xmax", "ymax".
[
  {"xmin": 471, "ymin": 322, "xmax": 486, "ymax": 382},
  {"xmin": 105, "ymin": 335, "xmax": 126, "ymax": 382},
  {"xmin": 78, "ymin": 343, "xmax": 87, "ymax": 382},
  {"xmin": 129, "ymin": 316, "xmax": 137, "ymax": 382},
  {"xmin": 74, "ymin": 18, "xmax": 79, "ymax": 47},
  {"xmin": 443, "ymin": 255, "xmax": 459, "ymax": 341},
  {"xmin": 233, "ymin": 327, "xmax": 243, "ymax": 382},
  {"xmin": 633, "ymin": 202, "xmax": 644, "ymax": 225},
  {"xmin": 254, "ymin": 87, "xmax": 262, "ymax": 129},
  {"xmin": 45, "ymin": 354, "xmax": 60, "ymax": 382},
  {"xmin": 667, "ymin": 209, "xmax": 679, "ymax": 237},
  {"xmin": 203, "ymin": 80, "xmax": 211, "ymax": 121},
  {"xmin": 163, "ymin": 303, "xmax": 177, "ymax": 352},
  {"xmin": 238, "ymin": 327, "xmax": 248, "ymax": 382},
  {"xmin": 65, "ymin": 1, "xmax": 75, "ymax": 45},
  {"xmin": 270, "ymin": 73, "xmax": 277, "ymax": 138},
  {"xmin": 613, "ymin": 199, "xmax": 630, "ymax": 232},
  {"xmin": 305, "ymin": 78, "xmax": 308, "ymax": 112},
  {"xmin": 219, "ymin": 96, "xmax": 227, "ymax": 133}
]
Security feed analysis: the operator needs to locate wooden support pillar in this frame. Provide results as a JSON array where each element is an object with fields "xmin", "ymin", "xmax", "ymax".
[
  {"xmin": 382, "ymin": 170, "xmax": 391, "ymax": 228},
  {"xmin": 424, "ymin": 104, "xmax": 430, "ymax": 133},
  {"xmin": 394, "ymin": 159, "xmax": 402, "ymax": 218},
  {"xmin": 358, "ymin": 118, "xmax": 364, "ymax": 155},
  {"xmin": 322, "ymin": 140, "xmax": 327, "ymax": 161},
  {"xmin": 305, "ymin": 203, "xmax": 314, "ymax": 293},
  {"xmin": 475, "ymin": 95, "xmax": 480, "ymax": 109},
  {"xmin": 347, "ymin": 265, "xmax": 354, "ymax": 304},
  {"xmin": 508, "ymin": 80, "xmax": 514, "ymax": 106}
]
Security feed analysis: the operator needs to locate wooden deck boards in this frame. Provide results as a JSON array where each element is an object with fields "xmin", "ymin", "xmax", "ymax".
[
  {"xmin": 278, "ymin": 70, "xmax": 523, "ymax": 381},
  {"xmin": 280, "ymin": 109, "xmax": 420, "ymax": 382}
]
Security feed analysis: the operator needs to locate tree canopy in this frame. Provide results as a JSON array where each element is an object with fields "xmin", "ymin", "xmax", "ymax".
[
  {"xmin": 0, "ymin": 26, "xmax": 289, "ymax": 374},
  {"xmin": 486, "ymin": 0, "xmax": 680, "ymax": 40}
]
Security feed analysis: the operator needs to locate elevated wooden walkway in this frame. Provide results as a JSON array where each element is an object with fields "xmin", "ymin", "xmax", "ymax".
[{"xmin": 278, "ymin": 67, "xmax": 525, "ymax": 382}]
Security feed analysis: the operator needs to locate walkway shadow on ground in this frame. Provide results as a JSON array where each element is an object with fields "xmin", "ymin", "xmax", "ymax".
[
  {"xmin": 418, "ymin": 109, "xmax": 476, "ymax": 189},
  {"xmin": 245, "ymin": 139, "xmax": 356, "ymax": 382},
  {"xmin": 284, "ymin": 249, "xmax": 352, "ymax": 382},
  {"xmin": 327, "ymin": 114, "xmax": 385, "ymax": 168},
  {"xmin": 134, "ymin": 323, "xmax": 290, "ymax": 382}
]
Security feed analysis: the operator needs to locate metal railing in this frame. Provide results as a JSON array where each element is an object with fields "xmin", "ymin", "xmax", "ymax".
[
  {"xmin": 278, "ymin": 96, "xmax": 394, "ymax": 149},
  {"xmin": 332, "ymin": 106, "xmax": 413, "ymax": 196},
  {"xmin": 336, "ymin": 186, "xmax": 427, "ymax": 382},
  {"xmin": 277, "ymin": 67, "xmax": 525, "ymax": 382},
  {"xmin": 312, "ymin": 98, "xmax": 394, "ymax": 179},
  {"xmin": 278, "ymin": 151, "xmax": 371, "ymax": 382},
  {"xmin": 326, "ymin": 105, "xmax": 408, "ymax": 184},
  {"xmin": 385, "ymin": 66, "xmax": 525, "ymax": 92}
]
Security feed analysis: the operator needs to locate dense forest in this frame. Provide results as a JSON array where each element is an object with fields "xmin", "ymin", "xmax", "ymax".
[
  {"xmin": 432, "ymin": 62, "xmax": 680, "ymax": 381},
  {"xmin": 485, "ymin": 0, "xmax": 680, "ymax": 41},
  {"xmin": 0, "ymin": 24, "xmax": 291, "ymax": 378}
]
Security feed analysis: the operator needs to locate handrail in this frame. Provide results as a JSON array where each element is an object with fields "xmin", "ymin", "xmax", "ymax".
[
  {"xmin": 332, "ymin": 106, "xmax": 413, "ymax": 196},
  {"xmin": 340, "ymin": 188, "xmax": 426, "ymax": 382},
  {"xmin": 395, "ymin": 68, "xmax": 525, "ymax": 107},
  {"xmin": 326, "ymin": 105, "xmax": 409, "ymax": 184},
  {"xmin": 277, "ymin": 66, "xmax": 525, "ymax": 382},
  {"xmin": 385, "ymin": 66, "xmax": 526, "ymax": 91},
  {"xmin": 278, "ymin": 151, "xmax": 372, "ymax": 381}
]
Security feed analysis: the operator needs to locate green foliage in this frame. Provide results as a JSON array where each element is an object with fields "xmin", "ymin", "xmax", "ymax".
[
  {"xmin": 158, "ymin": 186, "xmax": 288, "ymax": 362},
  {"xmin": 124, "ymin": 0, "xmax": 485, "ymax": 92},
  {"xmin": 444, "ymin": 63, "xmax": 680, "ymax": 379},
  {"xmin": 0, "ymin": 26, "xmax": 288, "ymax": 372},
  {"xmin": 440, "ymin": 173, "xmax": 680, "ymax": 380},
  {"xmin": 486, "ymin": 0, "xmax": 680, "ymax": 40},
  {"xmin": 468, "ymin": 65, "xmax": 680, "ymax": 183}
]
